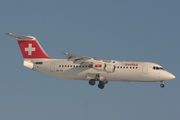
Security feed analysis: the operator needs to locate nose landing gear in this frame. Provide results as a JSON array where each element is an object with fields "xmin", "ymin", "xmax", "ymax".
[{"xmin": 160, "ymin": 81, "xmax": 165, "ymax": 88}]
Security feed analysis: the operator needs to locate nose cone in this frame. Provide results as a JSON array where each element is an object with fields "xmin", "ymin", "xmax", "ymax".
[
  {"xmin": 160, "ymin": 70, "xmax": 175, "ymax": 81},
  {"xmin": 169, "ymin": 73, "xmax": 175, "ymax": 80}
]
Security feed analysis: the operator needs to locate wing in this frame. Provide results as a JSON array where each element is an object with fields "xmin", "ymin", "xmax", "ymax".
[{"xmin": 63, "ymin": 52, "xmax": 112, "ymax": 64}]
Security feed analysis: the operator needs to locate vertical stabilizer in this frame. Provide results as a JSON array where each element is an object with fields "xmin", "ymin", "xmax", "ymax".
[{"xmin": 6, "ymin": 33, "xmax": 50, "ymax": 59}]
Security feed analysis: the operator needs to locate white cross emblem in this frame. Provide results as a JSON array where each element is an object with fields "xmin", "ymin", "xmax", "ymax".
[{"xmin": 25, "ymin": 44, "xmax": 36, "ymax": 55}]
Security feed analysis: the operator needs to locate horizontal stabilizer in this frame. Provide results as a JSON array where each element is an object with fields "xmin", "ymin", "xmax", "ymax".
[{"xmin": 6, "ymin": 33, "xmax": 34, "ymax": 39}]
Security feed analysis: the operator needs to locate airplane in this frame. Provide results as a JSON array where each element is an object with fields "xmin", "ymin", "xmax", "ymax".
[{"xmin": 6, "ymin": 33, "xmax": 175, "ymax": 89}]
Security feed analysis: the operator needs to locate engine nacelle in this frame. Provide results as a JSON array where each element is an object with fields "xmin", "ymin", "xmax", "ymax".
[
  {"xmin": 92, "ymin": 63, "xmax": 105, "ymax": 71},
  {"xmin": 104, "ymin": 63, "xmax": 115, "ymax": 73}
]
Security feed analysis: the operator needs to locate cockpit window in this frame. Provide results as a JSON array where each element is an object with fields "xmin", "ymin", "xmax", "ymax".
[
  {"xmin": 160, "ymin": 67, "xmax": 164, "ymax": 70},
  {"xmin": 153, "ymin": 66, "xmax": 164, "ymax": 70}
]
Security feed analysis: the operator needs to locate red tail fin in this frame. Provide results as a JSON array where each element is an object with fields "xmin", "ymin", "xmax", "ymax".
[{"xmin": 6, "ymin": 33, "xmax": 50, "ymax": 59}]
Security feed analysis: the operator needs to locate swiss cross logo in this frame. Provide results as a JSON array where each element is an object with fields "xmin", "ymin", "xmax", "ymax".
[
  {"xmin": 25, "ymin": 43, "xmax": 36, "ymax": 55},
  {"xmin": 18, "ymin": 40, "xmax": 49, "ymax": 58}
]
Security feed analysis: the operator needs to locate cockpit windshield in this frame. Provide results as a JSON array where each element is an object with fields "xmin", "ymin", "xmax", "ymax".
[{"xmin": 153, "ymin": 66, "xmax": 164, "ymax": 70}]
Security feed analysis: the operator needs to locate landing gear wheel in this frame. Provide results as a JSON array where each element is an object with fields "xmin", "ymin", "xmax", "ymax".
[
  {"xmin": 89, "ymin": 79, "xmax": 95, "ymax": 86},
  {"xmin": 98, "ymin": 83, "xmax": 104, "ymax": 89},
  {"xmin": 160, "ymin": 84, "xmax": 165, "ymax": 88}
]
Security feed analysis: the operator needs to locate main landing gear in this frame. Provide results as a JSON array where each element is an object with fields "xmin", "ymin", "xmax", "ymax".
[
  {"xmin": 98, "ymin": 81, "xmax": 108, "ymax": 89},
  {"xmin": 88, "ymin": 74, "xmax": 107, "ymax": 89},
  {"xmin": 89, "ymin": 80, "xmax": 107, "ymax": 89},
  {"xmin": 89, "ymin": 79, "xmax": 96, "ymax": 86},
  {"xmin": 160, "ymin": 81, "xmax": 165, "ymax": 88},
  {"xmin": 98, "ymin": 81, "xmax": 106, "ymax": 89}
]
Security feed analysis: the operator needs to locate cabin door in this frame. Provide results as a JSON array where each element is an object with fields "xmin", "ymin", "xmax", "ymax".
[
  {"xmin": 142, "ymin": 65, "xmax": 148, "ymax": 74},
  {"xmin": 50, "ymin": 63, "xmax": 55, "ymax": 72}
]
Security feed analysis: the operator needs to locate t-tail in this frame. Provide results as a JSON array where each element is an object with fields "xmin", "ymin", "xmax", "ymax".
[
  {"xmin": 6, "ymin": 33, "xmax": 50, "ymax": 59},
  {"xmin": 6, "ymin": 33, "xmax": 50, "ymax": 69}
]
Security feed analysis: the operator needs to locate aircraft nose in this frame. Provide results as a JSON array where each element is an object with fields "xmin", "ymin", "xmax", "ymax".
[{"xmin": 169, "ymin": 73, "xmax": 175, "ymax": 80}]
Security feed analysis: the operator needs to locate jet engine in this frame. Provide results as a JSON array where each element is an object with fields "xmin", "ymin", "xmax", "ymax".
[
  {"xmin": 104, "ymin": 63, "xmax": 115, "ymax": 73},
  {"xmin": 92, "ymin": 63, "xmax": 105, "ymax": 71}
]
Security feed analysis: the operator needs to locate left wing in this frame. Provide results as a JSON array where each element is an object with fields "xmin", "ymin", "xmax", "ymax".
[
  {"xmin": 64, "ymin": 53, "xmax": 116, "ymax": 73},
  {"xmin": 63, "ymin": 52, "xmax": 112, "ymax": 64}
]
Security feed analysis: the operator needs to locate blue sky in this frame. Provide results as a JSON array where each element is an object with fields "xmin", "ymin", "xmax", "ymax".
[{"xmin": 0, "ymin": 0, "xmax": 180, "ymax": 120}]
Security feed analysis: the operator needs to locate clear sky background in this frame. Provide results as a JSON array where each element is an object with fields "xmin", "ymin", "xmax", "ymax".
[{"xmin": 0, "ymin": 0, "xmax": 179, "ymax": 120}]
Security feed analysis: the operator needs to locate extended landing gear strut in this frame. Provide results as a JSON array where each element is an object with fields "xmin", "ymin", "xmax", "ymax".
[
  {"xmin": 160, "ymin": 81, "xmax": 165, "ymax": 88},
  {"xmin": 88, "ymin": 74, "xmax": 107, "ymax": 89},
  {"xmin": 88, "ymin": 74, "xmax": 99, "ymax": 86}
]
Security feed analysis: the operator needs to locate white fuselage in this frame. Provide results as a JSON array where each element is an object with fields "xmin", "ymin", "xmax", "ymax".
[
  {"xmin": 6, "ymin": 33, "xmax": 175, "ymax": 89},
  {"xmin": 25, "ymin": 59, "xmax": 175, "ymax": 83}
]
